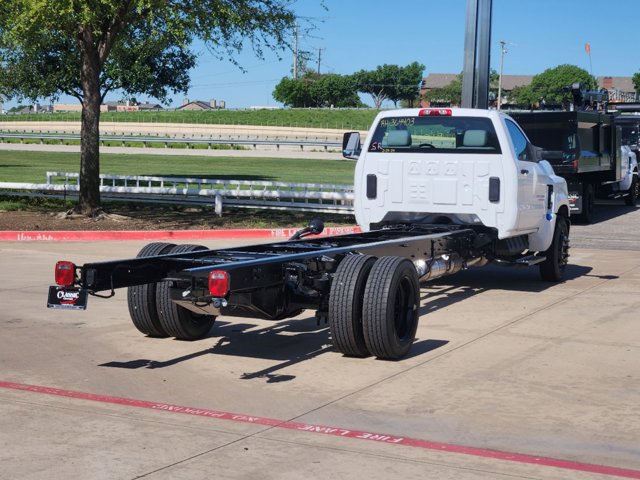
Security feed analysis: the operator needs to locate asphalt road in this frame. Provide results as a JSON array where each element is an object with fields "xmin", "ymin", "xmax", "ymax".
[{"xmin": 0, "ymin": 206, "xmax": 639, "ymax": 480}]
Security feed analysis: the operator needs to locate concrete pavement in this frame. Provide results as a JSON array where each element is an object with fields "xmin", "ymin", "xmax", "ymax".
[{"xmin": 1, "ymin": 210, "xmax": 639, "ymax": 479}]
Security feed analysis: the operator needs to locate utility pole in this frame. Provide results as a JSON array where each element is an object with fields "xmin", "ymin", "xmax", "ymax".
[
  {"xmin": 293, "ymin": 23, "xmax": 299, "ymax": 80},
  {"xmin": 316, "ymin": 47, "xmax": 325, "ymax": 75},
  {"xmin": 497, "ymin": 40, "xmax": 507, "ymax": 110}
]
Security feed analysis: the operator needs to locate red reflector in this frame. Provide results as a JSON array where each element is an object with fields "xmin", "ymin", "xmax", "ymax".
[
  {"xmin": 55, "ymin": 261, "xmax": 76, "ymax": 286},
  {"xmin": 208, "ymin": 270, "xmax": 229, "ymax": 297},
  {"xmin": 419, "ymin": 108, "xmax": 453, "ymax": 117}
]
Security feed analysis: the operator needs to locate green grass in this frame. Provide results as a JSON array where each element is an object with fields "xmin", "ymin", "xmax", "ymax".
[
  {"xmin": 0, "ymin": 149, "xmax": 355, "ymax": 185},
  {"xmin": 0, "ymin": 109, "xmax": 380, "ymax": 131},
  {"xmin": 0, "ymin": 194, "xmax": 355, "ymax": 228},
  {"xmin": 0, "ymin": 195, "xmax": 75, "ymax": 212}
]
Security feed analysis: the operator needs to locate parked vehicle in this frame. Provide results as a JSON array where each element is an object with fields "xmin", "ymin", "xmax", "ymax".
[
  {"xmin": 48, "ymin": 108, "xmax": 570, "ymax": 360},
  {"xmin": 510, "ymin": 98, "xmax": 639, "ymax": 223}
]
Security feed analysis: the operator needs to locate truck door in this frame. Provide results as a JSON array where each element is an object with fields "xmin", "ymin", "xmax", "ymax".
[{"xmin": 505, "ymin": 119, "xmax": 547, "ymax": 231}]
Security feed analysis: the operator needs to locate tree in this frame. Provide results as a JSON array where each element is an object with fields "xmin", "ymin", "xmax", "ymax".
[
  {"xmin": 353, "ymin": 67, "xmax": 389, "ymax": 109},
  {"xmin": 510, "ymin": 64, "xmax": 597, "ymax": 107},
  {"xmin": 273, "ymin": 72, "xmax": 364, "ymax": 108},
  {"xmin": 308, "ymin": 74, "xmax": 363, "ymax": 108},
  {"xmin": 633, "ymin": 71, "xmax": 640, "ymax": 96},
  {"xmin": 273, "ymin": 76, "xmax": 314, "ymax": 107},
  {"xmin": 390, "ymin": 62, "xmax": 425, "ymax": 108},
  {"xmin": 354, "ymin": 63, "xmax": 424, "ymax": 108},
  {"xmin": 0, "ymin": 1, "xmax": 297, "ymax": 215}
]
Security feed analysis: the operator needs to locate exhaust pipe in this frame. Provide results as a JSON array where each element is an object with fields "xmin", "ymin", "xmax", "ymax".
[
  {"xmin": 414, "ymin": 254, "xmax": 463, "ymax": 282},
  {"xmin": 414, "ymin": 253, "xmax": 484, "ymax": 282}
]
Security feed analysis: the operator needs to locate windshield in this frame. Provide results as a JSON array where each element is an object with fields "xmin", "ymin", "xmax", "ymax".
[{"xmin": 367, "ymin": 116, "xmax": 501, "ymax": 154}]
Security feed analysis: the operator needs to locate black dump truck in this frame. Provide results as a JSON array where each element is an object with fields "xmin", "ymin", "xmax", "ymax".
[{"xmin": 510, "ymin": 97, "xmax": 639, "ymax": 223}]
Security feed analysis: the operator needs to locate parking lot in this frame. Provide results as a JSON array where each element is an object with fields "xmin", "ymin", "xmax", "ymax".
[{"xmin": 1, "ymin": 204, "xmax": 639, "ymax": 480}]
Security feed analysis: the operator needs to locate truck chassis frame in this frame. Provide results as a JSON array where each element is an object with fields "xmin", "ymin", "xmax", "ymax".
[{"xmin": 49, "ymin": 224, "xmax": 504, "ymax": 360}]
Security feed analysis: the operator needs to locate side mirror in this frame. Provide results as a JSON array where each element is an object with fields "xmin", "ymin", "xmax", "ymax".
[
  {"xmin": 533, "ymin": 145, "xmax": 564, "ymax": 162},
  {"xmin": 539, "ymin": 149, "xmax": 564, "ymax": 161},
  {"xmin": 342, "ymin": 131, "xmax": 361, "ymax": 160},
  {"xmin": 289, "ymin": 218, "xmax": 325, "ymax": 241}
]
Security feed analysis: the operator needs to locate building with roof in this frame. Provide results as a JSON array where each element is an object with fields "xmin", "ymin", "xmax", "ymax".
[
  {"xmin": 178, "ymin": 98, "xmax": 226, "ymax": 110},
  {"xmin": 420, "ymin": 73, "xmax": 637, "ymax": 107},
  {"xmin": 598, "ymin": 77, "xmax": 636, "ymax": 102}
]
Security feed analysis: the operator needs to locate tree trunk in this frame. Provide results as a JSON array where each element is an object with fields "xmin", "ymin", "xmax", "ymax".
[{"xmin": 77, "ymin": 36, "xmax": 102, "ymax": 216}]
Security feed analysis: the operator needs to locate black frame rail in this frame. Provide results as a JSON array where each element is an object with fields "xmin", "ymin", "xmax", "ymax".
[{"xmin": 80, "ymin": 225, "xmax": 489, "ymax": 294}]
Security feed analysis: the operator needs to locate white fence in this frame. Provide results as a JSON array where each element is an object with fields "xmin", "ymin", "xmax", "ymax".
[
  {"xmin": 0, "ymin": 172, "xmax": 355, "ymax": 215},
  {"xmin": 0, "ymin": 132, "xmax": 342, "ymax": 152}
]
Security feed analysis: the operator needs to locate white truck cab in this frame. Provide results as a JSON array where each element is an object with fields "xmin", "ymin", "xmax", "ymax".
[{"xmin": 344, "ymin": 108, "xmax": 570, "ymax": 253}]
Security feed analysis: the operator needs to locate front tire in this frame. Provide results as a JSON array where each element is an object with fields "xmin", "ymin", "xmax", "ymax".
[
  {"xmin": 156, "ymin": 244, "xmax": 216, "ymax": 340},
  {"xmin": 539, "ymin": 215, "xmax": 570, "ymax": 282},
  {"xmin": 362, "ymin": 257, "xmax": 420, "ymax": 360}
]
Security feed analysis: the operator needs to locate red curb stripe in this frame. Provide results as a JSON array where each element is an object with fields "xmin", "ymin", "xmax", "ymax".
[
  {"xmin": 0, "ymin": 226, "xmax": 361, "ymax": 242},
  {"xmin": 1, "ymin": 381, "xmax": 638, "ymax": 479}
]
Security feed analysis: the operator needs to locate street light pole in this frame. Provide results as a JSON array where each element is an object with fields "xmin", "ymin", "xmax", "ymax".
[{"xmin": 497, "ymin": 40, "xmax": 507, "ymax": 110}]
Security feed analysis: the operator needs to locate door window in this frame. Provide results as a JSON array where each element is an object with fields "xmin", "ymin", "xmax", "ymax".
[{"xmin": 505, "ymin": 119, "xmax": 530, "ymax": 161}]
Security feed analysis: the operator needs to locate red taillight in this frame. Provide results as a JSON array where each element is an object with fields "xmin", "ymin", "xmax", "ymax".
[
  {"xmin": 208, "ymin": 270, "xmax": 229, "ymax": 297},
  {"xmin": 55, "ymin": 261, "xmax": 76, "ymax": 286},
  {"xmin": 419, "ymin": 108, "xmax": 453, "ymax": 117}
]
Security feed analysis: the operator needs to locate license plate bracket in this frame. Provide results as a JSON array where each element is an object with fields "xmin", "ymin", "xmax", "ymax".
[{"xmin": 47, "ymin": 286, "xmax": 88, "ymax": 310}]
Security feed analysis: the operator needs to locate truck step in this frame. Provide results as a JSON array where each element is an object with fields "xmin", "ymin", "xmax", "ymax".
[
  {"xmin": 515, "ymin": 255, "xmax": 546, "ymax": 266},
  {"xmin": 494, "ymin": 254, "xmax": 546, "ymax": 266}
]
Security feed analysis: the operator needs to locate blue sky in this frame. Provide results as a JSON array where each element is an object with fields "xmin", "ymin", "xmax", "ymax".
[{"xmin": 6, "ymin": 0, "xmax": 640, "ymax": 109}]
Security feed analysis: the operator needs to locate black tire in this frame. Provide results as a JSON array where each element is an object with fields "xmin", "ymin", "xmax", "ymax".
[
  {"xmin": 539, "ymin": 215, "xmax": 570, "ymax": 282},
  {"xmin": 362, "ymin": 256, "xmax": 420, "ymax": 360},
  {"xmin": 127, "ymin": 242, "xmax": 176, "ymax": 337},
  {"xmin": 577, "ymin": 184, "xmax": 594, "ymax": 224},
  {"xmin": 156, "ymin": 244, "xmax": 216, "ymax": 340},
  {"xmin": 328, "ymin": 255, "xmax": 376, "ymax": 357},
  {"xmin": 624, "ymin": 174, "xmax": 638, "ymax": 206}
]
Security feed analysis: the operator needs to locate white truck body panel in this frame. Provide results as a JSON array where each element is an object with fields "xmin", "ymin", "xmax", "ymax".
[
  {"xmin": 612, "ymin": 145, "xmax": 638, "ymax": 192},
  {"xmin": 353, "ymin": 108, "xmax": 569, "ymax": 252}
]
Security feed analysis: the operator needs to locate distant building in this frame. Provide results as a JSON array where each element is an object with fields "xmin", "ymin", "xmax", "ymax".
[
  {"xmin": 178, "ymin": 98, "xmax": 225, "ymax": 110},
  {"xmin": 55, "ymin": 103, "xmax": 113, "ymax": 112},
  {"xmin": 598, "ymin": 76, "xmax": 636, "ymax": 102},
  {"xmin": 138, "ymin": 102, "xmax": 163, "ymax": 111},
  {"xmin": 54, "ymin": 101, "xmax": 164, "ymax": 113},
  {"xmin": 420, "ymin": 73, "xmax": 534, "ymax": 107},
  {"xmin": 420, "ymin": 73, "xmax": 637, "ymax": 107},
  {"xmin": 16, "ymin": 103, "xmax": 53, "ymax": 114}
]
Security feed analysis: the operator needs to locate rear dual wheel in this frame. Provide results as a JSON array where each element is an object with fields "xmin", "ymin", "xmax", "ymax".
[
  {"xmin": 328, "ymin": 255, "xmax": 377, "ymax": 357},
  {"xmin": 362, "ymin": 257, "xmax": 420, "ymax": 360},
  {"xmin": 156, "ymin": 244, "xmax": 216, "ymax": 340},
  {"xmin": 328, "ymin": 255, "xmax": 420, "ymax": 360},
  {"xmin": 127, "ymin": 243, "xmax": 215, "ymax": 340},
  {"xmin": 127, "ymin": 242, "xmax": 176, "ymax": 337}
]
